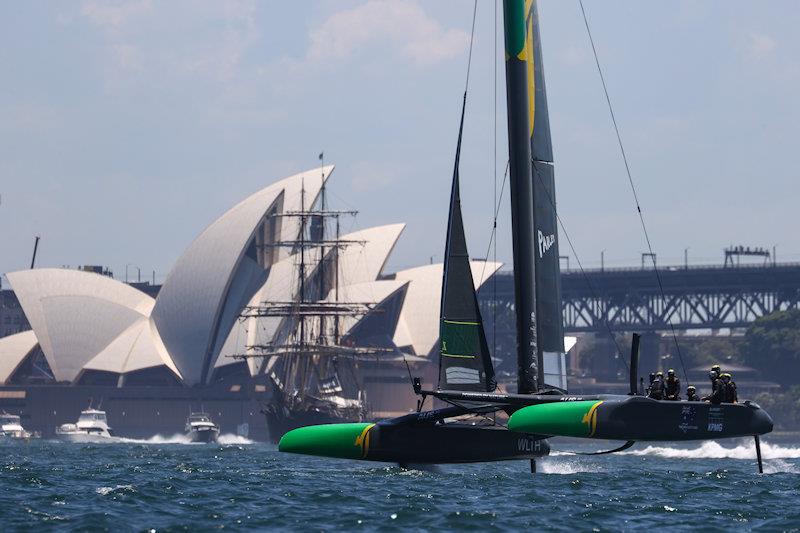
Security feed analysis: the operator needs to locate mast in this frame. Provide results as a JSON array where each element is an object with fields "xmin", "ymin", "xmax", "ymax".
[{"xmin": 503, "ymin": 0, "xmax": 539, "ymax": 393}]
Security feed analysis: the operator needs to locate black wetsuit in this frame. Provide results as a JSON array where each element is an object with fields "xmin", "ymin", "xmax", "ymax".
[
  {"xmin": 702, "ymin": 375, "xmax": 721, "ymax": 403},
  {"xmin": 686, "ymin": 391, "xmax": 700, "ymax": 402},
  {"xmin": 648, "ymin": 378, "xmax": 665, "ymax": 400},
  {"xmin": 722, "ymin": 380, "xmax": 738, "ymax": 403},
  {"xmin": 705, "ymin": 380, "xmax": 724, "ymax": 404},
  {"xmin": 664, "ymin": 377, "xmax": 681, "ymax": 401}
]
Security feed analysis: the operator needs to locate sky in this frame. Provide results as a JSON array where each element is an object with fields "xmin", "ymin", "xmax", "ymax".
[{"xmin": 1, "ymin": 0, "xmax": 798, "ymax": 285}]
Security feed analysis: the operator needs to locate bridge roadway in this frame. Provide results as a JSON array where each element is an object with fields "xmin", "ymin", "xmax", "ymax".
[{"xmin": 478, "ymin": 262, "xmax": 800, "ymax": 334}]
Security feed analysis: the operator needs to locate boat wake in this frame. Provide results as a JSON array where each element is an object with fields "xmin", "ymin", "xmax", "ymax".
[
  {"xmin": 621, "ymin": 440, "xmax": 800, "ymax": 461},
  {"xmin": 117, "ymin": 433, "xmax": 254, "ymax": 445},
  {"xmin": 538, "ymin": 458, "xmax": 601, "ymax": 475}
]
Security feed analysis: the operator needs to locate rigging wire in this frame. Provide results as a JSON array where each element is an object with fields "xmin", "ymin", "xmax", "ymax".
[
  {"xmin": 492, "ymin": 0, "xmax": 498, "ymax": 364},
  {"xmin": 464, "ymin": 0, "xmax": 479, "ymax": 93},
  {"xmin": 578, "ymin": 0, "xmax": 688, "ymax": 384},
  {"xmin": 479, "ymin": 161, "xmax": 509, "ymax": 285}
]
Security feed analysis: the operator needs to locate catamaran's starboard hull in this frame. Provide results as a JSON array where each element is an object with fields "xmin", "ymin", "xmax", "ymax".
[
  {"xmin": 508, "ymin": 396, "xmax": 773, "ymax": 441},
  {"xmin": 280, "ymin": 422, "xmax": 550, "ymax": 464}
]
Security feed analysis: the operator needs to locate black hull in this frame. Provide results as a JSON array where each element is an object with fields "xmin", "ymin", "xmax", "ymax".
[
  {"xmin": 366, "ymin": 424, "xmax": 550, "ymax": 464},
  {"xmin": 594, "ymin": 398, "xmax": 773, "ymax": 441},
  {"xmin": 187, "ymin": 428, "xmax": 219, "ymax": 443}
]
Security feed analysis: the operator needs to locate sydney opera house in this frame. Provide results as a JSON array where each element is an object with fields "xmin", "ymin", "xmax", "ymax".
[{"xmin": 0, "ymin": 166, "xmax": 499, "ymax": 440}]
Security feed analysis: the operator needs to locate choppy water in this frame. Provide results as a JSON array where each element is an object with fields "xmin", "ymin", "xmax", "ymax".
[{"xmin": 2, "ymin": 436, "xmax": 800, "ymax": 531}]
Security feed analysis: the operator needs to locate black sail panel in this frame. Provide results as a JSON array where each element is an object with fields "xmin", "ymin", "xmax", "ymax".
[
  {"xmin": 438, "ymin": 96, "xmax": 497, "ymax": 392},
  {"xmin": 529, "ymin": 0, "xmax": 566, "ymax": 389}
]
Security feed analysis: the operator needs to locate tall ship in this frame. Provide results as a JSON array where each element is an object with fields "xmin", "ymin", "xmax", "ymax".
[{"xmin": 233, "ymin": 168, "xmax": 395, "ymax": 442}]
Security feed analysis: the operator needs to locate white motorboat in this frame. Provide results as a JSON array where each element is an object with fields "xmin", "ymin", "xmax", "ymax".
[
  {"xmin": 56, "ymin": 408, "xmax": 117, "ymax": 443},
  {"xmin": 185, "ymin": 412, "xmax": 219, "ymax": 443},
  {"xmin": 0, "ymin": 412, "xmax": 32, "ymax": 440}
]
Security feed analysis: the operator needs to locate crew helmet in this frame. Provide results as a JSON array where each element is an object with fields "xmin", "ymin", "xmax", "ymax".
[
  {"xmin": 667, "ymin": 369, "xmax": 675, "ymax": 376},
  {"xmin": 687, "ymin": 385, "xmax": 696, "ymax": 391}
]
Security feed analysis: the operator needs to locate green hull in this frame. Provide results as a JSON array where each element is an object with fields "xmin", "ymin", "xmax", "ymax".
[
  {"xmin": 508, "ymin": 396, "xmax": 773, "ymax": 441},
  {"xmin": 279, "ymin": 420, "xmax": 550, "ymax": 464}
]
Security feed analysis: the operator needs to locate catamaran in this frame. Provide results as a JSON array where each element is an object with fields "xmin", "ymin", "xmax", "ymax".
[{"xmin": 278, "ymin": 0, "xmax": 772, "ymax": 472}]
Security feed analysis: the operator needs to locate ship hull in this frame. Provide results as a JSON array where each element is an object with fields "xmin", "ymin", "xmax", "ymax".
[
  {"xmin": 55, "ymin": 433, "xmax": 120, "ymax": 444},
  {"xmin": 366, "ymin": 423, "xmax": 550, "ymax": 464},
  {"xmin": 279, "ymin": 421, "xmax": 551, "ymax": 464},
  {"xmin": 507, "ymin": 396, "xmax": 773, "ymax": 441},
  {"xmin": 187, "ymin": 427, "xmax": 219, "ymax": 443}
]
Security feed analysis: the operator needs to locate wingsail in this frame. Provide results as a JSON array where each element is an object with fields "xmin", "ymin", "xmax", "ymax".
[
  {"xmin": 527, "ymin": 0, "xmax": 566, "ymax": 390},
  {"xmin": 437, "ymin": 96, "xmax": 497, "ymax": 392}
]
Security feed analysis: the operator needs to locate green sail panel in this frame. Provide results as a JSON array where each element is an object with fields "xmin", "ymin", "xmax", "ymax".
[{"xmin": 438, "ymin": 95, "xmax": 497, "ymax": 392}]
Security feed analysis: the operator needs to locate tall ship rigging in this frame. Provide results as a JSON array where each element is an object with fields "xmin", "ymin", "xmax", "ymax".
[{"xmin": 233, "ymin": 165, "xmax": 391, "ymax": 442}]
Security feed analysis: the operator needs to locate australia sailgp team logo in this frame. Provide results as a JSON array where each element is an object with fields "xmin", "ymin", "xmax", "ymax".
[{"xmin": 538, "ymin": 230, "xmax": 555, "ymax": 258}]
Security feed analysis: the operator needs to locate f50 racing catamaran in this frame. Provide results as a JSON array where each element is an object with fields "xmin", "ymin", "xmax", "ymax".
[{"xmin": 278, "ymin": 0, "xmax": 773, "ymax": 473}]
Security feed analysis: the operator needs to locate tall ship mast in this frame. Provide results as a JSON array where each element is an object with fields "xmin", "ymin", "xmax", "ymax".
[{"xmin": 233, "ymin": 164, "xmax": 388, "ymax": 442}]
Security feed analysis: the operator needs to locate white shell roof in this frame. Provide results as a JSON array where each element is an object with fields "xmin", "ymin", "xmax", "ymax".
[
  {"xmin": 392, "ymin": 261, "xmax": 502, "ymax": 357},
  {"xmin": 6, "ymin": 269, "xmax": 154, "ymax": 382},
  {"xmin": 335, "ymin": 224, "xmax": 405, "ymax": 290},
  {"xmin": 217, "ymin": 224, "xmax": 405, "ymax": 375},
  {"xmin": 151, "ymin": 166, "xmax": 332, "ymax": 385},
  {"xmin": 82, "ymin": 318, "xmax": 180, "ymax": 377},
  {"xmin": 328, "ymin": 279, "xmax": 410, "ymax": 335},
  {"xmin": 0, "ymin": 330, "xmax": 38, "ymax": 384}
]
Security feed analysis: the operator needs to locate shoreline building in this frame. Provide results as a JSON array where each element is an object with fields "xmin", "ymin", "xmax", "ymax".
[{"xmin": 0, "ymin": 166, "xmax": 501, "ymax": 440}]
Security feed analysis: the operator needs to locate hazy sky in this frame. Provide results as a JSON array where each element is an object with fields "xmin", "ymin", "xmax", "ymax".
[{"xmin": 1, "ymin": 1, "xmax": 798, "ymax": 284}]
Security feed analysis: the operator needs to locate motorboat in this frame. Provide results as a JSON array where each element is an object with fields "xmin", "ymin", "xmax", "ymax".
[
  {"xmin": 0, "ymin": 412, "xmax": 33, "ymax": 440},
  {"xmin": 185, "ymin": 412, "xmax": 219, "ymax": 443},
  {"xmin": 56, "ymin": 408, "xmax": 117, "ymax": 443}
]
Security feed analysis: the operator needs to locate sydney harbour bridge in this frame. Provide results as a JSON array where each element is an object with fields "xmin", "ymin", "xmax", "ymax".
[
  {"xmin": 478, "ymin": 257, "xmax": 800, "ymax": 373},
  {"xmin": 480, "ymin": 261, "xmax": 800, "ymax": 334}
]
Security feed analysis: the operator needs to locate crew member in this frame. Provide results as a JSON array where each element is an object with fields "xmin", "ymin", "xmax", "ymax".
[
  {"xmin": 702, "ymin": 365, "xmax": 722, "ymax": 403},
  {"xmin": 710, "ymin": 364, "xmax": 721, "ymax": 383},
  {"xmin": 648, "ymin": 371, "xmax": 665, "ymax": 400},
  {"xmin": 664, "ymin": 369, "xmax": 681, "ymax": 401},
  {"xmin": 702, "ymin": 371, "xmax": 724, "ymax": 404},
  {"xmin": 720, "ymin": 373, "xmax": 738, "ymax": 404},
  {"xmin": 686, "ymin": 385, "xmax": 700, "ymax": 402}
]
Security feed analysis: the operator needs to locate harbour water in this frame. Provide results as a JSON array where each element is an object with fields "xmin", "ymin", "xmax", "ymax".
[{"xmin": 2, "ymin": 437, "xmax": 800, "ymax": 531}]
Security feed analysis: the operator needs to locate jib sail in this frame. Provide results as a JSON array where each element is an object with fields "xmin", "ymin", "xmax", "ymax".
[{"xmin": 437, "ymin": 95, "xmax": 497, "ymax": 392}]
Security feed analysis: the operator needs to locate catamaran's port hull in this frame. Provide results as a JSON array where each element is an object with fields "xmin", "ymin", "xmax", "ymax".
[
  {"xmin": 280, "ymin": 422, "xmax": 550, "ymax": 464},
  {"xmin": 508, "ymin": 396, "xmax": 773, "ymax": 441},
  {"xmin": 367, "ymin": 424, "xmax": 550, "ymax": 463}
]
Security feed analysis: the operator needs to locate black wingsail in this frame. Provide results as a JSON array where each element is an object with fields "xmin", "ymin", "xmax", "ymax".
[
  {"xmin": 437, "ymin": 95, "xmax": 497, "ymax": 392},
  {"xmin": 528, "ymin": 0, "xmax": 566, "ymax": 390}
]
